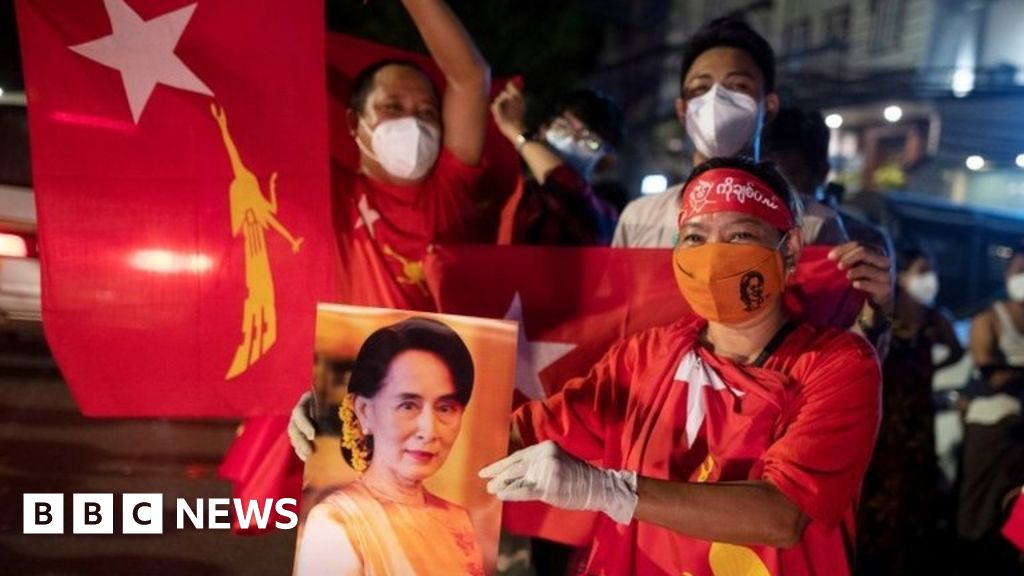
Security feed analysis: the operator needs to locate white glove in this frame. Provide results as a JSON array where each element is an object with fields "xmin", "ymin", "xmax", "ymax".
[
  {"xmin": 287, "ymin": 391, "xmax": 316, "ymax": 462},
  {"xmin": 479, "ymin": 440, "xmax": 638, "ymax": 525}
]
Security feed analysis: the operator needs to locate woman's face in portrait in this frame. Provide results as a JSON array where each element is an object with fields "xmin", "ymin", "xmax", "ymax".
[{"xmin": 357, "ymin": 350, "xmax": 466, "ymax": 485}]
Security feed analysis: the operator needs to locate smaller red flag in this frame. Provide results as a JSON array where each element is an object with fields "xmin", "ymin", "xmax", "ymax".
[{"xmin": 1003, "ymin": 488, "xmax": 1024, "ymax": 551}]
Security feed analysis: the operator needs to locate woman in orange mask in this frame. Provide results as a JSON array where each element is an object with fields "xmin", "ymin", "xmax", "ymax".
[{"xmin": 482, "ymin": 157, "xmax": 882, "ymax": 576}]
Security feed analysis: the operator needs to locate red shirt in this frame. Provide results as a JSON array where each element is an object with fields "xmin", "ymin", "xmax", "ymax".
[
  {"xmin": 497, "ymin": 165, "xmax": 618, "ymax": 246},
  {"xmin": 332, "ymin": 150, "xmax": 485, "ymax": 311},
  {"xmin": 513, "ymin": 317, "xmax": 881, "ymax": 576}
]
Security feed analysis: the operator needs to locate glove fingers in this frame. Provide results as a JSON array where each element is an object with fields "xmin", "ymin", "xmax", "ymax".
[
  {"xmin": 484, "ymin": 457, "xmax": 531, "ymax": 494},
  {"xmin": 291, "ymin": 391, "xmax": 316, "ymax": 441},
  {"xmin": 479, "ymin": 445, "xmax": 534, "ymax": 479},
  {"xmin": 287, "ymin": 422, "xmax": 312, "ymax": 462}
]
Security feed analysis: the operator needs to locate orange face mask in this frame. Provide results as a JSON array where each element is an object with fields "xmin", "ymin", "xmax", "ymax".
[{"xmin": 673, "ymin": 242, "xmax": 785, "ymax": 324}]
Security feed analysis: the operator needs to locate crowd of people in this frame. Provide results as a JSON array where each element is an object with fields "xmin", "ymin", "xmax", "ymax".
[{"xmin": 284, "ymin": 0, "xmax": 1024, "ymax": 574}]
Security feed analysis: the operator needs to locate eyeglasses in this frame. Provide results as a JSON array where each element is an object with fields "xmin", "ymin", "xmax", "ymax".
[{"xmin": 548, "ymin": 116, "xmax": 605, "ymax": 152}]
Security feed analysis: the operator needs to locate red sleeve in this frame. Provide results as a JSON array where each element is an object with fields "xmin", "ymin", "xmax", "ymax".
[
  {"xmin": 512, "ymin": 335, "xmax": 637, "ymax": 463},
  {"xmin": 427, "ymin": 148, "xmax": 487, "ymax": 241},
  {"xmin": 759, "ymin": 331, "xmax": 881, "ymax": 525}
]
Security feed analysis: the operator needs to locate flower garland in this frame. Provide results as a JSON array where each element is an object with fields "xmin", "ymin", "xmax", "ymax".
[{"xmin": 339, "ymin": 392, "xmax": 369, "ymax": 472}]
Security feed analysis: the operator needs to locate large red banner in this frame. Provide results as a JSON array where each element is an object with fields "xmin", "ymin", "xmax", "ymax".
[{"xmin": 17, "ymin": 0, "xmax": 337, "ymax": 417}]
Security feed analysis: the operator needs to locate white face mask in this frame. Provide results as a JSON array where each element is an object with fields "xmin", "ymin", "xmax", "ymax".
[
  {"xmin": 904, "ymin": 271, "xmax": 939, "ymax": 306},
  {"xmin": 358, "ymin": 117, "xmax": 440, "ymax": 180},
  {"xmin": 544, "ymin": 130, "xmax": 603, "ymax": 177},
  {"xmin": 684, "ymin": 84, "xmax": 761, "ymax": 159},
  {"xmin": 1008, "ymin": 273, "xmax": 1024, "ymax": 302}
]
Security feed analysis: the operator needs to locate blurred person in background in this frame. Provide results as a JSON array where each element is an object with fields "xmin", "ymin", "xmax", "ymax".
[
  {"xmin": 959, "ymin": 248, "xmax": 1024, "ymax": 575},
  {"xmin": 760, "ymin": 107, "xmax": 895, "ymax": 264},
  {"xmin": 761, "ymin": 107, "xmax": 848, "ymax": 246},
  {"xmin": 856, "ymin": 241, "xmax": 963, "ymax": 576},
  {"xmin": 491, "ymin": 83, "xmax": 622, "ymax": 246}
]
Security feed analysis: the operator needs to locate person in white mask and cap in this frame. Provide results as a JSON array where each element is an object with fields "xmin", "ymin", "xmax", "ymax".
[
  {"xmin": 613, "ymin": 16, "xmax": 894, "ymax": 351},
  {"xmin": 335, "ymin": 0, "xmax": 490, "ymax": 312}
]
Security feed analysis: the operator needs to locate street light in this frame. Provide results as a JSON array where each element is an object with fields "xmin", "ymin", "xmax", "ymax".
[
  {"xmin": 824, "ymin": 113, "xmax": 843, "ymax": 129},
  {"xmin": 1016, "ymin": 154, "xmax": 1024, "ymax": 169},
  {"xmin": 966, "ymin": 155, "xmax": 985, "ymax": 171},
  {"xmin": 883, "ymin": 105, "xmax": 903, "ymax": 123},
  {"xmin": 641, "ymin": 174, "xmax": 668, "ymax": 195},
  {"xmin": 951, "ymin": 69, "xmax": 975, "ymax": 98}
]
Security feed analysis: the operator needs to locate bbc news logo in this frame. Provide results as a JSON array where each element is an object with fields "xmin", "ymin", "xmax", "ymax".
[{"xmin": 23, "ymin": 494, "xmax": 298, "ymax": 534}]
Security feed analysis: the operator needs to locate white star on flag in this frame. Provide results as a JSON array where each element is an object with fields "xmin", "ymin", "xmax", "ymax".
[
  {"xmin": 504, "ymin": 293, "xmax": 576, "ymax": 400},
  {"xmin": 69, "ymin": 0, "xmax": 213, "ymax": 124},
  {"xmin": 354, "ymin": 194, "xmax": 381, "ymax": 238},
  {"xmin": 675, "ymin": 351, "xmax": 744, "ymax": 448}
]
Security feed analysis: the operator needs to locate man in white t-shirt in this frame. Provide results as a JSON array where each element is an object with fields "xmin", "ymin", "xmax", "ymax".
[{"xmin": 613, "ymin": 17, "xmax": 893, "ymax": 349}]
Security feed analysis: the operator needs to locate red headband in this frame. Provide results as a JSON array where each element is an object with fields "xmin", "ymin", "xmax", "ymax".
[{"xmin": 678, "ymin": 167, "xmax": 794, "ymax": 231}]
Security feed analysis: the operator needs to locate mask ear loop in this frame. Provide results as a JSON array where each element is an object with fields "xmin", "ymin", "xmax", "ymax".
[{"xmin": 354, "ymin": 118, "xmax": 381, "ymax": 164}]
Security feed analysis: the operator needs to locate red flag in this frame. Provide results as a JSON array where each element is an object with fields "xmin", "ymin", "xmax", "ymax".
[
  {"xmin": 17, "ymin": 0, "xmax": 337, "ymax": 416},
  {"xmin": 217, "ymin": 415, "xmax": 303, "ymax": 534},
  {"xmin": 1004, "ymin": 489, "xmax": 1024, "ymax": 551}
]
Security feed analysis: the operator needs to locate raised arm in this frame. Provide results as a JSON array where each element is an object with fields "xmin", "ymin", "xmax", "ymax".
[
  {"xmin": 491, "ymin": 81, "xmax": 564, "ymax": 184},
  {"xmin": 402, "ymin": 0, "xmax": 490, "ymax": 166}
]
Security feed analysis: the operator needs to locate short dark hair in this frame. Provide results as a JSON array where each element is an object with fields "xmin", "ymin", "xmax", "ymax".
[
  {"xmin": 348, "ymin": 317, "xmax": 475, "ymax": 407},
  {"xmin": 894, "ymin": 239, "xmax": 933, "ymax": 273},
  {"xmin": 680, "ymin": 17, "xmax": 776, "ymax": 94},
  {"xmin": 683, "ymin": 156, "xmax": 803, "ymax": 226},
  {"xmin": 762, "ymin": 108, "xmax": 830, "ymax": 178},
  {"xmin": 554, "ymin": 89, "xmax": 625, "ymax": 148},
  {"xmin": 349, "ymin": 59, "xmax": 439, "ymax": 114}
]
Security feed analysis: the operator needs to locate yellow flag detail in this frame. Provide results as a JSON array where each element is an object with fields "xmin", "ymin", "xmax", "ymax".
[
  {"xmin": 383, "ymin": 244, "xmax": 430, "ymax": 297},
  {"xmin": 708, "ymin": 542, "xmax": 772, "ymax": 576},
  {"xmin": 211, "ymin": 103, "xmax": 304, "ymax": 380}
]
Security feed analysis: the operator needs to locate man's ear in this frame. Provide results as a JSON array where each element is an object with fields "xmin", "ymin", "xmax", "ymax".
[
  {"xmin": 675, "ymin": 97, "xmax": 688, "ymax": 127},
  {"xmin": 764, "ymin": 92, "xmax": 780, "ymax": 123},
  {"xmin": 782, "ymin": 227, "xmax": 804, "ymax": 272},
  {"xmin": 346, "ymin": 108, "xmax": 360, "ymax": 138}
]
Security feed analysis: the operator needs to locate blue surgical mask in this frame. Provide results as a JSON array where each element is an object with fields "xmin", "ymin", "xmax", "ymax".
[{"xmin": 544, "ymin": 130, "xmax": 603, "ymax": 178}]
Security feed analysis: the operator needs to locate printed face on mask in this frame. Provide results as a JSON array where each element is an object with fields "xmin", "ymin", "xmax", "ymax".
[
  {"xmin": 677, "ymin": 47, "xmax": 776, "ymax": 160},
  {"xmin": 350, "ymin": 64, "xmax": 442, "ymax": 181},
  {"xmin": 674, "ymin": 211, "xmax": 793, "ymax": 324}
]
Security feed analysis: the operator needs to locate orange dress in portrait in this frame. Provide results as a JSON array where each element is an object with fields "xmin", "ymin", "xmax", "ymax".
[{"xmin": 294, "ymin": 480, "xmax": 484, "ymax": 575}]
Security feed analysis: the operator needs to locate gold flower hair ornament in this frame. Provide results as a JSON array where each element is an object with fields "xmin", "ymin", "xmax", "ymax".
[{"xmin": 339, "ymin": 392, "xmax": 370, "ymax": 472}]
